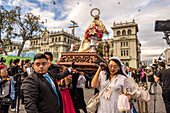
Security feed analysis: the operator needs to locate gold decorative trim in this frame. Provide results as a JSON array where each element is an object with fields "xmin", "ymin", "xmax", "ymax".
[
  {"xmin": 118, "ymin": 109, "xmax": 130, "ymax": 112},
  {"xmin": 90, "ymin": 8, "xmax": 100, "ymax": 18}
]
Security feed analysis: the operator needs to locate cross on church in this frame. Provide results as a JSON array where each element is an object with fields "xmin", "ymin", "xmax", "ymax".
[{"xmin": 68, "ymin": 20, "xmax": 79, "ymax": 44}]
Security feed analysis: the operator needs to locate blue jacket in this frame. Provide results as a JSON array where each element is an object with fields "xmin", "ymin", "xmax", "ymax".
[{"xmin": 0, "ymin": 77, "xmax": 15, "ymax": 100}]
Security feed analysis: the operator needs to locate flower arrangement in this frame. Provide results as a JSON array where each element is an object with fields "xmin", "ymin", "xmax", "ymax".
[{"xmin": 84, "ymin": 24, "xmax": 103, "ymax": 42}]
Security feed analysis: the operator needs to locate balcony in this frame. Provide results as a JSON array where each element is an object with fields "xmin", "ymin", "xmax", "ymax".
[{"xmin": 118, "ymin": 56, "xmax": 131, "ymax": 60}]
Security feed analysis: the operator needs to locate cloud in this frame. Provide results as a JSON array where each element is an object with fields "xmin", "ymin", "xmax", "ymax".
[{"xmin": 2, "ymin": 0, "xmax": 170, "ymax": 61}]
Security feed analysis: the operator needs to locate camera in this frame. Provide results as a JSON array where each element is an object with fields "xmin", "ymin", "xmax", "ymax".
[{"xmin": 155, "ymin": 20, "xmax": 170, "ymax": 31}]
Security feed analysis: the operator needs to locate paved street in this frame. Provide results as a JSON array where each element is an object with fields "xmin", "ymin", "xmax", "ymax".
[{"xmin": 9, "ymin": 84, "xmax": 166, "ymax": 113}]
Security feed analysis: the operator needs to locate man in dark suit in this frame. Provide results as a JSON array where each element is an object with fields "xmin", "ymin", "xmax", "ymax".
[{"xmin": 21, "ymin": 54, "xmax": 73, "ymax": 113}]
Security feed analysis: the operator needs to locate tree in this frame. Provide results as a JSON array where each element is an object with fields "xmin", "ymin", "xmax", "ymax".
[
  {"xmin": 0, "ymin": 6, "xmax": 20, "ymax": 55},
  {"xmin": 0, "ymin": 6, "xmax": 42, "ymax": 56},
  {"xmin": 16, "ymin": 11, "xmax": 42, "ymax": 56}
]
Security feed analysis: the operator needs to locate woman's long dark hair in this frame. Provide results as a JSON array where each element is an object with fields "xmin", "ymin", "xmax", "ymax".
[{"xmin": 105, "ymin": 59, "xmax": 127, "ymax": 80}]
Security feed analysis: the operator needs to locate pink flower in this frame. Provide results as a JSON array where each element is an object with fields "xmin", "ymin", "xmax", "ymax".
[
  {"xmin": 92, "ymin": 26, "xmax": 96, "ymax": 29},
  {"xmin": 99, "ymin": 30, "xmax": 103, "ymax": 33}
]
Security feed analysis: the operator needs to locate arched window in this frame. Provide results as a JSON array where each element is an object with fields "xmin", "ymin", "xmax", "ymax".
[
  {"xmin": 59, "ymin": 37, "xmax": 61, "ymax": 41},
  {"xmin": 117, "ymin": 31, "xmax": 121, "ymax": 36},
  {"xmin": 122, "ymin": 30, "xmax": 126, "ymax": 35},
  {"xmin": 36, "ymin": 41, "xmax": 38, "ymax": 44},
  {"xmin": 124, "ymin": 50, "xmax": 126, "ymax": 56},
  {"xmin": 55, "ymin": 38, "xmax": 57, "ymax": 42},
  {"xmin": 64, "ymin": 38, "xmax": 66, "ymax": 42},
  {"xmin": 34, "ymin": 41, "xmax": 35, "ymax": 44},
  {"xmin": 121, "ymin": 42, "xmax": 122, "ymax": 47},
  {"xmin": 68, "ymin": 39, "xmax": 69, "ymax": 43},
  {"xmin": 14, "ymin": 47, "xmax": 16, "ymax": 50},
  {"xmin": 128, "ymin": 29, "xmax": 132, "ymax": 35}
]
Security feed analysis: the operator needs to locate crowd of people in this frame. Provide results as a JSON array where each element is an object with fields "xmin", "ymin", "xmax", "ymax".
[
  {"xmin": 0, "ymin": 53, "xmax": 170, "ymax": 113},
  {"xmin": 0, "ymin": 52, "xmax": 87, "ymax": 113}
]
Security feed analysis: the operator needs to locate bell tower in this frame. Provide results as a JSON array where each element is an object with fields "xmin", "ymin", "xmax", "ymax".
[{"xmin": 111, "ymin": 19, "xmax": 141, "ymax": 68}]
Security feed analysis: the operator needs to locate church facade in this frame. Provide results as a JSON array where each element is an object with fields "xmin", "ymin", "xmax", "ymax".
[
  {"xmin": 102, "ymin": 20, "xmax": 141, "ymax": 68},
  {"xmin": 27, "ymin": 29, "xmax": 80, "ymax": 60}
]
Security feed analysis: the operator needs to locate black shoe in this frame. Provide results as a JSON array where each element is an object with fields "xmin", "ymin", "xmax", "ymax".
[{"xmin": 85, "ymin": 86, "xmax": 90, "ymax": 89}]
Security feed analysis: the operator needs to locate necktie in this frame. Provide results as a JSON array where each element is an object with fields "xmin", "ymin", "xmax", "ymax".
[{"xmin": 44, "ymin": 74, "xmax": 60, "ymax": 107}]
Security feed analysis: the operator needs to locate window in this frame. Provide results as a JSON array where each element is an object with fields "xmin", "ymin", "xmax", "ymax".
[
  {"xmin": 52, "ymin": 38, "xmax": 54, "ymax": 42},
  {"xmin": 122, "ymin": 30, "xmax": 126, "ymax": 35},
  {"xmin": 57, "ymin": 53, "xmax": 58, "ymax": 58},
  {"xmin": 124, "ymin": 50, "xmax": 126, "ymax": 56},
  {"xmin": 126, "ymin": 62, "xmax": 129, "ymax": 67},
  {"xmin": 59, "ymin": 37, "xmax": 61, "ymax": 41},
  {"xmin": 111, "ymin": 51, "xmax": 113, "ymax": 57},
  {"xmin": 64, "ymin": 38, "xmax": 66, "ymax": 42},
  {"xmin": 117, "ymin": 31, "xmax": 121, "ymax": 36},
  {"xmin": 126, "ymin": 42, "xmax": 128, "ymax": 46},
  {"xmin": 124, "ymin": 42, "xmax": 125, "ymax": 46},
  {"xmin": 126, "ymin": 50, "xmax": 128, "ymax": 56},
  {"xmin": 14, "ymin": 47, "xmax": 16, "ymax": 50},
  {"xmin": 34, "ymin": 41, "xmax": 35, "ymax": 44},
  {"xmin": 36, "ymin": 41, "xmax": 38, "ymax": 44},
  {"xmin": 121, "ymin": 50, "xmax": 123, "ymax": 56},
  {"xmin": 112, "ymin": 43, "xmax": 114, "ymax": 47},
  {"xmin": 55, "ymin": 38, "xmax": 57, "ymax": 42},
  {"xmin": 128, "ymin": 29, "xmax": 132, "ymax": 35},
  {"xmin": 121, "ymin": 42, "xmax": 122, "ymax": 47},
  {"xmin": 68, "ymin": 39, "xmax": 69, "ymax": 43}
]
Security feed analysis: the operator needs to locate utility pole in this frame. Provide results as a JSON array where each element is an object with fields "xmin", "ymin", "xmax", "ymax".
[{"xmin": 68, "ymin": 20, "xmax": 79, "ymax": 44}]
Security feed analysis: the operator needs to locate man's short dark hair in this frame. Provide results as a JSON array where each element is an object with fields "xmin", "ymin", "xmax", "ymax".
[
  {"xmin": 44, "ymin": 52, "xmax": 53, "ymax": 60},
  {"xmin": 158, "ymin": 61, "xmax": 165, "ymax": 68},
  {"xmin": 0, "ymin": 57, "xmax": 6, "ymax": 63},
  {"xmin": 25, "ymin": 59, "xmax": 31, "ymax": 64},
  {"xmin": 34, "ymin": 54, "xmax": 48, "ymax": 61},
  {"xmin": 13, "ymin": 59, "xmax": 20, "ymax": 65}
]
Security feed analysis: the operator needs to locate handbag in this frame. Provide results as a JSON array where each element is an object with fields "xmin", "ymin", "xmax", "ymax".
[
  {"xmin": 1, "ymin": 97, "xmax": 13, "ymax": 105},
  {"xmin": 86, "ymin": 76, "xmax": 116, "ymax": 113}
]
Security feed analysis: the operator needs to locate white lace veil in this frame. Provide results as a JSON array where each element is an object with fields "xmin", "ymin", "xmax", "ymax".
[{"xmin": 109, "ymin": 57, "xmax": 127, "ymax": 76}]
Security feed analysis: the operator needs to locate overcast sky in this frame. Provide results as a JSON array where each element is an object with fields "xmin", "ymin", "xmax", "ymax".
[{"xmin": 1, "ymin": 0, "xmax": 170, "ymax": 61}]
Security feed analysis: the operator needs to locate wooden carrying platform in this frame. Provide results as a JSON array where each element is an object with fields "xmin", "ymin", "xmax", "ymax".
[{"xmin": 60, "ymin": 52, "xmax": 107, "ymax": 75}]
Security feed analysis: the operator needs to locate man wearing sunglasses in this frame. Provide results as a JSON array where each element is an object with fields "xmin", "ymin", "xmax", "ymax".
[{"xmin": 21, "ymin": 54, "xmax": 75, "ymax": 113}]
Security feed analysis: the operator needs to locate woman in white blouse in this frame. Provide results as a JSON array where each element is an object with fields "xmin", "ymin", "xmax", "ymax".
[{"xmin": 91, "ymin": 57, "xmax": 131, "ymax": 113}]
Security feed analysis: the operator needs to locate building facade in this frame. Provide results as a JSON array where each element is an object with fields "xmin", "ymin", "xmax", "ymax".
[
  {"xmin": 164, "ymin": 48, "xmax": 170, "ymax": 66},
  {"xmin": 2, "ymin": 38, "xmax": 21, "ymax": 53},
  {"xmin": 28, "ymin": 29, "xmax": 80, "ymax": 60},
  {"xmin": 102, "ymin": 20, "xmax": 141, "ymax": 68}
]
